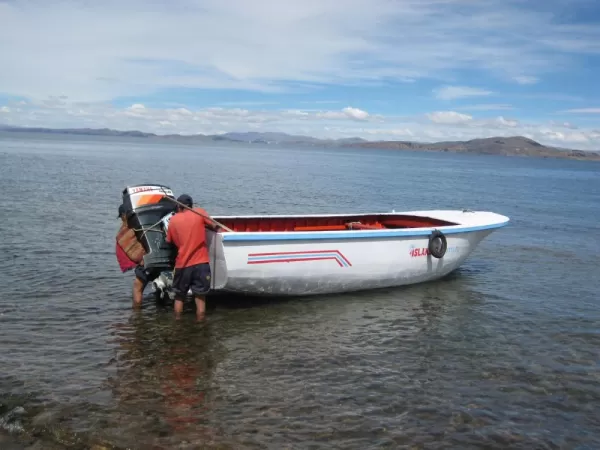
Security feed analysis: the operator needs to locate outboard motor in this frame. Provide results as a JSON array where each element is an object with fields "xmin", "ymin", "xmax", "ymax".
[{"xmin": 121, "ymin": 184, "xmax": 177, "ymax": 272}]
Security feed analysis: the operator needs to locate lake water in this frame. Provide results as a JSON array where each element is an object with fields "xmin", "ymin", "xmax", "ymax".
[{"xmin": 1, "ymin": 131, "xmax": 599, "ymax": 449}]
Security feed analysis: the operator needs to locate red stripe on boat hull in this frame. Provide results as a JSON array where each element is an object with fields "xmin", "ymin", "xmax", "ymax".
[
  {"xmin": 247, "ymin": 250, "xmax": 352, "ymax": 267},
  {"xmin": 248, "ymin": 256, "xmax": 345, "ymax": 267}
]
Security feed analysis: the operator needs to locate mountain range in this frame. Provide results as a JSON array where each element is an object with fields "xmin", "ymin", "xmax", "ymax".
[{"xmin": 1, "ymin": 124, "xmax": 598, "ymax": 161}]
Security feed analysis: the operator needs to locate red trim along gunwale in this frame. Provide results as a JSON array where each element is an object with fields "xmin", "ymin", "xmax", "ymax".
[{"xmin": 213, "ymin": 213, "xmax": 457, "ymax": 233}]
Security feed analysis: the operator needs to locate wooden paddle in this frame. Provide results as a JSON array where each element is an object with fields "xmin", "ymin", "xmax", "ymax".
[{"xmin": 162, "ymin": 195, "xmax": 234, "ymax": 233}]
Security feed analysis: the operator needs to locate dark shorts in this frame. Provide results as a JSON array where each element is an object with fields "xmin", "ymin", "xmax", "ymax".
[
  {"xmin": 134, "ymin": 265, "xmax": 161, "ymax": 284},
  {"xmin": 173, "ymin": 263, "xmax": 212, "ymax": 298}
]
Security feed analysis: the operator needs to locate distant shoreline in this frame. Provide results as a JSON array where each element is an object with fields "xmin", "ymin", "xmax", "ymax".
[{"xmin": 1, "ymin": 125, "xmax": 599, "ymax": 161}]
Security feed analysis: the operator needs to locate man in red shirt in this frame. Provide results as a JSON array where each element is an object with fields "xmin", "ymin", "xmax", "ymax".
[{"xmin": 165, "ymin": 194, "xmax": 219, "ymax": 320}]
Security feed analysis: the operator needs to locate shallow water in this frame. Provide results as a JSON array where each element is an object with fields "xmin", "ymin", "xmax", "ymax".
[{"xmin": 1, "ymin": 132, "xmax": 599, "ymax": 449}]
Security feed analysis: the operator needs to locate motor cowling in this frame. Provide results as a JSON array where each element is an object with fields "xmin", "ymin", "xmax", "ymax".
[{"xmin": 121, "ymin": 184, "xmax": 177, "ymax": 272}]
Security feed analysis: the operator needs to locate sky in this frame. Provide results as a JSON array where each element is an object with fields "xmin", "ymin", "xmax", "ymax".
[{"xmin": 1, "ymin": 0, "xmax": 599, "ymax": 150}]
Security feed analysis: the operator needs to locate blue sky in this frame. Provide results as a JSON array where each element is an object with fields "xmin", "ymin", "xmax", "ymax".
[{"xmin": 1, "ymin": 0, "xmax": 599, "ymax": 150}]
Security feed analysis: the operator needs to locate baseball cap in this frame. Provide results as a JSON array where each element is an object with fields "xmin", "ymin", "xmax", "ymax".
[
  {"xmin": 177, "ymin": 194, "xmax": 193, "ymax": 207},
  {"xmin": 117, "ymin": 204, "xmax": 126, "ymax": 218}
]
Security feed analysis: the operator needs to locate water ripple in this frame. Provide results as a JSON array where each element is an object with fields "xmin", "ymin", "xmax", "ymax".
[{"xmin": 1, "ymin": 134, "xmax": 599, "ymax": 448}]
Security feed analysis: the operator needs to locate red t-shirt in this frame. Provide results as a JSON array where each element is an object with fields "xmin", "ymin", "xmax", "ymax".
[{"xmin": 165, "ymin": 207, "xmax": 210, "ymax": 269}]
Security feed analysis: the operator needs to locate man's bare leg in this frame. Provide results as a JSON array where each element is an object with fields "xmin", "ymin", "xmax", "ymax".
[
  {"xmin": 132, "ymin": 277, "xmax": 145, "ymax": 308},
  {"xmin": 174, "ymin": 297, "xmax": 184, "ymax": 319},
  {"xmin": 195, "ymin": 296, "xmax": 206, "ymax": 321}
]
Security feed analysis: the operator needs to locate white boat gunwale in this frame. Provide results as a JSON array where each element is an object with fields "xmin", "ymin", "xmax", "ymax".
[{"xmin": 212, "ymin": 210, "xmax": 510, "ymax": 242}]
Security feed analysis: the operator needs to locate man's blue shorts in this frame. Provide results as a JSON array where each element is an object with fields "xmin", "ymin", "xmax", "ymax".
[
  {"xmin": 172, "ymin": 263, "xmax": 212, "ymax": 298},
  {"xmin": 134, "ymin": 265, "xmax": 161, "ymax": 284}
]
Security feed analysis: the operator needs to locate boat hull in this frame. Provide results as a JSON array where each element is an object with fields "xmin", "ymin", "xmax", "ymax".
[
  {"xmin": 215, "ymin": 227, "xmax": 495, "ymax": 296},
  {"xmin": 146, "ymin": 209, "xmax": 509, "ymax": 298}
]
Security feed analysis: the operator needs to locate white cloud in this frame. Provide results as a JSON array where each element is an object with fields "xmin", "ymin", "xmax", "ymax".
[
  {"xmin": 287, "ymin": 106, "xmax": 374, "ymax": 122},
  {"xmin": 426, "ymin": 111, "xmax": 520, "ymax": 129},
  {"xmin": 426, "ymin": 111, "xmax": 473, "ymax": 125},
  {"xmin": 0, "ymin": 0, "xmax": 599, "ymax": 102},
  {"xmin": 342, "ymin": 107, "xmax": 369, "ymax": 121},
  {"xmin": 494, "ymin": 116, "xmax": 519, "ymax": 128},
  {"xmin": 1, "ymin": 106, "xmax": 10, "ymax": 113},
  {"xmin": 2, "ymin": 100, "xmax": 599, "ymax": 151},
  {"xmin": 364, "ymin": 128, "xmax": 414, "ymax": 137},
  {"xmin": 549, "ymin": 121, "xmax": 578, "ymax": 129},
  {"xmin": 537, "ymin": 129, "xmax": 590, "ymax": 144},
  {"xmin": 433, "ymin": 86, "xmax": 493, "ymax": 101},
  {"xmin": 513, "ymin": 76, "xmax": 539, "ymax": 85}
]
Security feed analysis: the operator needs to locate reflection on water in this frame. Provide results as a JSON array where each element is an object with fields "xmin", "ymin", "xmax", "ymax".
[{"xmin": 103, "ymin": 311, "xmax": 227, "ymax": 449}]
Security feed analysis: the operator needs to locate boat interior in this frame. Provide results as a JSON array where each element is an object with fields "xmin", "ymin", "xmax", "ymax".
[{"xmin": 214, "ymin": 214, "xmax": 459, "ymax": 233}]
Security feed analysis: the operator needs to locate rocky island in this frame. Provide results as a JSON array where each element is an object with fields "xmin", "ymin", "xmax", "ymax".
[{"xmin": 347, "ymin": 136, "xmax": 600, "ymax": 161}]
